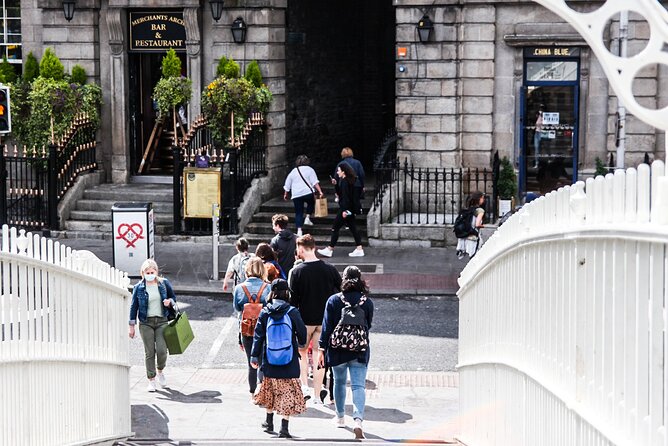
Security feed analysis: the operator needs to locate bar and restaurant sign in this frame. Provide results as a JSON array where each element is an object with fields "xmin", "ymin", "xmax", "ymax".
[{"xmin": 129, "ymin": 12, "xmax": 186, "ymax": 52}]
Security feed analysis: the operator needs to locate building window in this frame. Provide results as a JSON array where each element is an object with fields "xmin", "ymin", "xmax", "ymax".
[{"xmin": 0, "ymin": 0, "xmax": 21, "ymax": 63}]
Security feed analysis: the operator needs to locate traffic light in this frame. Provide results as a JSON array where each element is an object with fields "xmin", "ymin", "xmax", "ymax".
[{"xmin": 0, "ymin": 85, "xmax": 10, "ymax": 134}]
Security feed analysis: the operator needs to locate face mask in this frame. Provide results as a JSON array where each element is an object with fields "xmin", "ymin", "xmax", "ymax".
[{"xmin": 144, "ymin": 273, "xmax": 157, "ymax": 282}]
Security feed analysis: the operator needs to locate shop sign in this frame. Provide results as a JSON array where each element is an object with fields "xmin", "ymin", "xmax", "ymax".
[
  {"xmin": 129, "ymin": 12, "xmax": 186, "ymax": 52},
  {"xmin": 525, "ymin": 47, "xmax": 580, "ymax": 58},
  {"xmin": 542, "ymin": 112, "xmax": 560, "ymax": 125}
]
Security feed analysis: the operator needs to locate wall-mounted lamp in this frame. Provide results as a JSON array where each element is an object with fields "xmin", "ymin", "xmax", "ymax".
[
  {"xmin": 209, "ymin": 0, "xmax": 224, "ymax": 22},
  {"xmin": 231, "ymin": 17, "xmax": 247, "ymax": 44},
  {"xmin": 62, "ymin": 0, "xmax": 76, "ymax": 21},
  {"xmin": 417, "ymin": 15, "xmax": 433, "ymax": 43}
]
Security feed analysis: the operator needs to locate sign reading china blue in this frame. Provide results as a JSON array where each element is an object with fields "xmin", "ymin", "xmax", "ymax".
[
  {"xmin": 129, "ymin": 12, "xmax": 186, "ymax": 52},
  {"xmin": 524, "ymin": 47, "xmax": 581, "ymax": 58}
]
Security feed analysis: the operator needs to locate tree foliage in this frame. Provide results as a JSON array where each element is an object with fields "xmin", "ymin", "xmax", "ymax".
[
  {"xmin": 215, "ymin": 57, "xmax": 229, "ymax": 77},
  {"xmin": 161, "ymin": 48, "xmax": 182, "ymax": 78},
  {"xmin": 23, "ymin": 52, "xmax": 39, "ymax": 82},
  {"xmin": 0, "ymin": 56, "xmax": 17, "ymax": 84},
  {"xmin": 497, "ymin": 157, "xmax": 518, "ymax": 199},
  {"xmin": 39, "ymin": 48, "xmax": 65, "ymax": 81},
  {"xmin": 244, "ymin": 60, "xmax": 263, "ymax": 87},
  {"xmin": 70, "ymin": 64, "xmax": 88, "ymax": 85}
]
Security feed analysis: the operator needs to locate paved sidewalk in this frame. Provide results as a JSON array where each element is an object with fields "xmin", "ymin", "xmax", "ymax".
[
  {"xmin": 54, "ymin": 238, "xmax": 466, "ymax": 297},
  {"xmin": 125, "ymin": 366, "xmax": 460, "ymax": 444}
]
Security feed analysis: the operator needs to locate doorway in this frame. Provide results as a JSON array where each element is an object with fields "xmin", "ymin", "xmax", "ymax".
[
  {"xmin": 128, "ymin": 51, "xmax": 187, "ymax": 175},
  {"xmin": 520, "ymin": 48, "xmax": 580, "ymax": 196}
]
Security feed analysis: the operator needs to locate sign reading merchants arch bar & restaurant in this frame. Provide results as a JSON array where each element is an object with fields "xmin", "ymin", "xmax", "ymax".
[{"xmin": 129, "ymin": 12, "xmax": 186, "ymax": 52}]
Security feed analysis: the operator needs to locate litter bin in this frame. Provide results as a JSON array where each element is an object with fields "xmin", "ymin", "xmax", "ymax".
[{"xmin": 112, "ymin": 202, "xmax": 155, "ymax": 278}]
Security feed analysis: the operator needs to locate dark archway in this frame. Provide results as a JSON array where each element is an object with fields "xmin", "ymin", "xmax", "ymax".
[{"xmin": 286, "ymin": 0, "xmax": 396, "ymax": 173}]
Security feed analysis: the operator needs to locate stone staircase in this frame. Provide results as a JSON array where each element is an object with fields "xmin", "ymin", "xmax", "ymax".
[
  {"xmin": 241, "ymin": 184, "xmax": 373, "ymax": 248},
  {"xmin": 55, "ymin": 182, "xmax": 174, "ymax": 239}
]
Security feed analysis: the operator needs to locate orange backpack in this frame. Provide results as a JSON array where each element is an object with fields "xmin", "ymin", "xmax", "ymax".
[{"xmin": 240, "ymin": 283, "xmax": 267, "ymax": 337}]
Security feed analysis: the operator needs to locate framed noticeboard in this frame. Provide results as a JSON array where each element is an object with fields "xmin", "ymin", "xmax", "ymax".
[{"xmin": 183, "ymin": 167, "xmax": 222, "ymax": 218}]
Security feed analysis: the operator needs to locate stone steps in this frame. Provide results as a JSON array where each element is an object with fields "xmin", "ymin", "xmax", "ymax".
[{"xmin": 57, "ymin": 182, "xmax": 174, "ymax": 238}]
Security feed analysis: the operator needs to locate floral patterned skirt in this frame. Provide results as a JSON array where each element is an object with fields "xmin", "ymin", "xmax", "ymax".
[{"xmin": 253, "ymin": 377, "xmax": 306, "ymax": 416}]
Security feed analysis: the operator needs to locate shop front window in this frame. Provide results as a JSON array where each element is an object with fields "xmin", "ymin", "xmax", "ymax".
[{"xmin": 520, "ymin": 47, "xmax": 580, "ymax": 197}]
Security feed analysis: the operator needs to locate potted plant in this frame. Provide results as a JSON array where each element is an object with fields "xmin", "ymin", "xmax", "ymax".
[
  {"xmin": 152, "ymin": 48, "xmax": 192, "ymax": 140},
  {"xmin": 497, "ymin": 156, "xmax": 517, "ymax": 218},
  {"xmin": 201, "ymin": 58, "xmax": 272, "ymax": 146}
]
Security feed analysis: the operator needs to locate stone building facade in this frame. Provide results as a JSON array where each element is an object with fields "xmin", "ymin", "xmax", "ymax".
[{"xmin": 16, "ymin": 0, "xmax": 667, "ymax": 197}]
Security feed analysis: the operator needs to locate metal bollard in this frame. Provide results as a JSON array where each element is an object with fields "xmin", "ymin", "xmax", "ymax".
[{"xmin": 212, "ymin": 203, "xmax": 220, "ymax": 280}]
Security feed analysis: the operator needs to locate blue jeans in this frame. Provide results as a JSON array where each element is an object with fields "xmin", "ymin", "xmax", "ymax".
[
  {"xmin": 292, "ymin": 193, "xmax": 315, "ymax": 229},
  {"xmin": 332, "ymin": 360, "xmax": 368, "ymax": 420}
]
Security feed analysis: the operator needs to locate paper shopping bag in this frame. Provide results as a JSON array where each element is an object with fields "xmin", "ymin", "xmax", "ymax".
[
  {"xmin": 163, "ymin": 312, "xmax": 195, "ymax": 355},
  {"xmin": 314, "ymin": 197, "xmax": 328, "ymax": 218}
]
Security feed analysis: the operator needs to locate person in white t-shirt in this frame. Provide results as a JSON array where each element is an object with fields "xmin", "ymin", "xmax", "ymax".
[{"xmin": 283, "ymin": 155, "xmax": 324, "ymax": 237}]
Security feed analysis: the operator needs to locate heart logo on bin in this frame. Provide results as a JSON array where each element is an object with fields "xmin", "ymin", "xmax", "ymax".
[{"xmin": 116, "ymin": 223, "xmax": 144, "ymax": 248}]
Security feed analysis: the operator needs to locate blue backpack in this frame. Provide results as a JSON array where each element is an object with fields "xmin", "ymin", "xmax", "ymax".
[{"xmin": 265, "ymin": 309, "xmax": 294, "ymax": 365}]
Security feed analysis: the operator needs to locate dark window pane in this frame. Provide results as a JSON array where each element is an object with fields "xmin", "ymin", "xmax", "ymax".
[
  {"xmin": 5, "ymin": 0, "xmax": 20, "ymax": 9},
  {"xmin": 6, "ymin": 7, "xmax": 20, "ymax": 18},
  {"xmin": 7, "ymin": 19, "xmax": 20, "ymax": 34}
]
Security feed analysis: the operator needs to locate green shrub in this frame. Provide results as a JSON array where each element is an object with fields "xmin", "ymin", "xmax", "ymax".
[
  {"xmin": 245, "ymin": 60, "xmax": 263, "ymax": 87},
  {"xmin": 223, "ymin": 58, "xmax": 240, "ymax": 79},
  {"xmin": 201, "ymin": 77, "xmax": 256, "ymax": 143},
  {"xmin": 161, "ymin": 48, "xmax": 181, "ymax": 78},
  {"xmin": 216, "ymin": 57, "xmax": 229, "ymax": 77},
  {"xmin": 70, "ymin": 64, "xmax": 87, "ymax": 85},
  {"xmin": 0, "ymin": 56, "xmax": 16, "ymax": 84},
  {"xmin": 153, "ymin": 76, "xmax": 192, "ymax": 119},
  {"xmin": 23, "ymin": 52, "xmax": 39, "ymax": 82},
  {"xmin": 594, "ymin": 157, "xmax": 608, "ymax": 177},
  {"xmin": 39, "ymin": 48, "xmax": 65, "ymax": 81},
  {"xmin": 497, "ymin": 156, "xmax": 517, "ymax": 199}
]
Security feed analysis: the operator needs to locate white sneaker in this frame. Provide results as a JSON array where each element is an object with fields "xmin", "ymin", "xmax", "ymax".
[
  {"xmin": 348, "ymin": 249, "xmax": 365, "ymax": 257},
  {"xmin": 353, "ymin": 418, "xmax": 365, "ymax": 439},
  {"xmin": 146, "ymin": 380, "xmax": 157, "ymax": 392},
  {"xmin": 334, "ymin": 416, "xmax": 346, "ymax": 428},
  {"xmin": 303, "ymin": 216, "xmax": 313, "ymax": 226},
  {"xmin": 317, "ymin": 247, "xmax": 333, "ymax": 257},
  {"xmin": 301, "ymin": 385, "xmax": 312, "ymax": 401},
  {"xmin": 157, "ymin": 372, "xmax": 167, "ymax": 388},
  {"xmin": 297, "ymin": 228, "xmax": 303, "ymax": 237}
]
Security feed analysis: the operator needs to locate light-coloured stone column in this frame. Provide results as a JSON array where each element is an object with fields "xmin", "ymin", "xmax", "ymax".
[
  {"xmin": 184, "ymin": 7, "xmax": 202, "ymax": 119},
  {"xmin": 106, "ymin": 7, "xmax": 130, "ymax": 184}
]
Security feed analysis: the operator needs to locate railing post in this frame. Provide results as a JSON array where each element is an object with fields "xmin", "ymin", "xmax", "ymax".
[
  {"xmin": 229, "ymin": 148, "xmax": 238, "ymax": 234},
  {"xmin": 492, "ymin": 151, "xmax": 500, "ymax": 221},
  {"xmin": 0, "ymin": 143, "xmax": 6, "ymax": 226},
  {"xmin": 172, "ymin": 145, "xmax": 181, "ymax": 234},
  {"xmin": 47, "ymin": 143, "xmax": 59, "ymax": 230}
]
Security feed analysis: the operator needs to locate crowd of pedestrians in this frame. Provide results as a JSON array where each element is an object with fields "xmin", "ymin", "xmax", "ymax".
[{"xmin": 129, "ymin": 149, "xmax": 373, "ymax": 440}]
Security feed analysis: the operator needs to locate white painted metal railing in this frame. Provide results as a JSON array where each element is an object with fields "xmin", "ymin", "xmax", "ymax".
[
  {"xmin": 0, "ymin": 226, "xmax": 132, "ymax": 446},
  {"xmin": 457, "ymin": 161, "xmax": 668, "ymax": 446}
]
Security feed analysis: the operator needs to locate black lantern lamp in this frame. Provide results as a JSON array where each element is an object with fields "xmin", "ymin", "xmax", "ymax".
[
  {"xmin": 209, "ymin": 0, "xmax": 224, "ymax": 22},
  {"xmin": 417, "ymin": 15, "xmax": 433, "ymax": 43},
  {"xmin": 62, "ymin": 0, "xmax": 76, "ymax": 21},
  {"xmin": 231, "ymin": 17, "xmax": 247, "ymax": 44}
]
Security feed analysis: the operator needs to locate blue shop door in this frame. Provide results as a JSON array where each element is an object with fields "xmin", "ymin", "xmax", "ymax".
[{"xmin": 521, "ymin": 85, "xmax": 579, "ymax": 196}]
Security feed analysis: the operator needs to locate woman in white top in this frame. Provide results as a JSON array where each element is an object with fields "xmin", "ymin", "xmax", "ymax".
[{"xmin": 283, "ymin": 155, "xmax": 324, "ymax": 236}]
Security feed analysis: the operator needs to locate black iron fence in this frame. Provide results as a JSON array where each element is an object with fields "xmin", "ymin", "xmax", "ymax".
[
  {"xmin": 0, "ymin": 115, "xmax": 97, "ymax": 231},
  {"xmin": 372, "ymin": 158, "xmax": 496, "ymax": 225},
  {"xmin": 173, "ymin": 115, "xmax": 267, "ymax": 235},
  {"xmin": 372, "ymin": 128, "xmax": 398, "ymax": 171}
]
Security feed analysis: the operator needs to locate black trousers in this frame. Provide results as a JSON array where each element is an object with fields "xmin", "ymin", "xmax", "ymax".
[
  {"xmin": 330, "ymin": 212, "xmax": 362, "ymax": 247},
  {"xmin": 242, "ymin": 335, "xmax": 263, "ymax": 393}
]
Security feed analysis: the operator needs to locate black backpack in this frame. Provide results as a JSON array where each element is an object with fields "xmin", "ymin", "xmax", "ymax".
[
  {"xmin": 453, "ymin": 208, "xmax": 478, "ymax": 239},
  {"xmin": 329, "ymin": 294, "xmax": 369, "ymax": 352}
]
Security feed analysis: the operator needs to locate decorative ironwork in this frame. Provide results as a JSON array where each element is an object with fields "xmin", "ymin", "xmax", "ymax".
[
  {"xmin": 372, "ymin": 159, "xmax": 496, "ymax": 225},
  {"xmin": 0, "ymin": 114, "xmax": 97, "ymax": 230},
  {"xmin": 532, "ymin": 0, "xmax": 668, "ymax": 132}
]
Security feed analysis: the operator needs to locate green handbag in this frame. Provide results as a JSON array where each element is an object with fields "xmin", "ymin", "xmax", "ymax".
[{"xmin": 163, "ymin": 303, "xmax": 194, "ymax": 355}]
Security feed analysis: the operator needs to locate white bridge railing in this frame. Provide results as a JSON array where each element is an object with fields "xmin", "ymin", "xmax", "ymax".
[
  {"xmin": 458, "ymin": 161, "xmax": 668, "ymax": 446},
  {"xmin": 0, "ymin": 226, "xmax": 131, "ymax": 446}
]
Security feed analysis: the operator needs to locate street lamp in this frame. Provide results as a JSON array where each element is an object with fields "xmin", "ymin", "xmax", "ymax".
[
  {"xmin": 209, "ymin": 0, "xmax": 224, "ymax": 22},
  {"xmin": 62, "ymin": 0, "xmax": 76, "ymax": 21},
  {"xmin": 231, "ymin": 17, "xmax": 247, "ymax": 44},
  {"xmin": 417, "ymin": 15, "xmax": 433, "ymax": 43}
]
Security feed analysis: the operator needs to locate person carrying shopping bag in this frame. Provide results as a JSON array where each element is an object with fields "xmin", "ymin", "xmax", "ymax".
[
  {"xmin": 283, "ymin": 155, "xmax": 324, "ymax": 237},
  {"xmin": 128, "ymin": 259, "xmax": 177, "ymax": 392}
]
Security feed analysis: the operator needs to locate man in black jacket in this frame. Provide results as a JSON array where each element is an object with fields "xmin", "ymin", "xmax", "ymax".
[
  {"xmin": 270, "ymin": 214, "xmax": 297, "ymax": 273},
  {"xmin": 289, "ymin": 234, "xmax": 342, "ymax": 402}
]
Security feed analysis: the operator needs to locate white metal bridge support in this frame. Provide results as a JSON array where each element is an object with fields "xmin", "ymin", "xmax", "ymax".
[
  {"xmin": 0, "ymin": 226, "xmax": 132, "ymax": 445},
  {"xmin": 457, "ymin": 161, "xmax": 668, "ymax": 446}
]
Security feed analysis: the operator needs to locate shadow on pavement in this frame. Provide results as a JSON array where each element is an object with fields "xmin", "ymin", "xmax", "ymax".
[
  {"xmin": 131, "ymin": 404, "xmax": 170, "ymax": 438},
  {"xmin": 155, "ymin": 388, "xmax": 223, "ymax": 404},
  {"xmin": 299, "ymin": 404, "xmax": 412, "ymax": 424}
]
